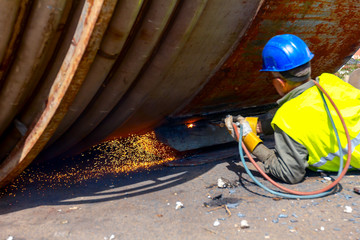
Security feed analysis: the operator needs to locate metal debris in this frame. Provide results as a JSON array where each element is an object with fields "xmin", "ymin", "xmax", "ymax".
[
  {"xmin": 237, "ymin": 213, "xmax": 246, "ymax": 218},
  {"xmin": 344, "ymin": 206, "xmax": 353, "ymax": 213},
  {"xmin": 217, "ymin": 177, "xmax": 231, "ymax": 188},
  {"xmin": 240, "ymin": 220, "xmax": 250, "ymax": 229},
  {"xmin": 175, "ymin": 201, "xmax": 184, "ymax": 210},
  {"xmin": 206, "ymin": 204, "xmax": 232, "ymax": 216},
  {"xmin": 278, "ymin": 214, "xmax": 288, "ymax": 218},
  {"xmin": 323, "ymin": 177, "xmax": 332, "ymax": 181},
  {"xmin": 104, "ymin": 235, "xmax": 115, "ymax": 240},
  {"xmin": 272, "ymin": 197, "xmax": 283, "ymax": 201},
  {"xmin": 213, "ymin": 219, "xmax": 220, "ymax": 227},
  {"xmin": 225, "ymin": 205, "xmax": 232, "ymax": 216},
  {"xmin": 354, "ymin": 187, "xmax": 360, "ymax": 194}
]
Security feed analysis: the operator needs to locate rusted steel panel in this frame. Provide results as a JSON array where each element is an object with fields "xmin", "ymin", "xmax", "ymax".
[
  {"xmin": 0, "ymin": 0, "xmax": 31, "ymax": 86},
  {"xmin": 1, "ymin": 0, "xmax": 360, "ymax": 188},
  {"xmin": 0, "ymin": 0, "xmax": 21, "ymax": 67},
  {"xmin": 47, "ymin": 0, "xmax": 148, "ymax": 147},
  {"xmin": 179, "ymin": 0, "xmax": 360, "ymax": 117},
  {"xmin": 110, "ymin": 0, "xmax": 264, "ymax": 138},
  {"xmin": 0, "ymin": 0, "xmax": 75, "ymax": 162},
  {"xmin": 43, "ymin": 0, "xmax": 182, "ymax": 158},
  {"xmin": 41, "ymin": 0, "xmax": 360, "ymax": 158},
  {"xmin": 66, "ymin": 0, "xmax": 207, "ymax": 153},
  {"xmin": 0, "ymin": 1, "xmax": 82, "ymax": 162},
  {"xmin": 0, "ymin": 0, "xmax": 69, "ymax": 136},
  {"xmin": 0, "ymin": 0, "xmax": 107, "ymax": 188}
]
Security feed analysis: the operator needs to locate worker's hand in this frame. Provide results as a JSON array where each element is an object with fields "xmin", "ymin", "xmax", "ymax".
[
  {"xmin": 236, "ymin": 115, "xmax": 252, "ymax": 137},
  {"xmin": 224, "ymin": 115, "xmax": 252, "ymax": 140},
  {"xmin": 224, "ymin": 115, "xmax": 236, "ymax": 139}
]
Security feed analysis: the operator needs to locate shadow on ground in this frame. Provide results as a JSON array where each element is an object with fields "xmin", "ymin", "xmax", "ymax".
[
  {"xmin": 1, "ymin": 135, "xmax": 359, "ymax": 216},
  {"xmin": 0, "ymin": 142, "xmax": 244, "ymax": 215}
]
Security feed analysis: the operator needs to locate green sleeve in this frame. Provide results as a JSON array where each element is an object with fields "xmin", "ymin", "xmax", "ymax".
[{"xmin": 251, "ymin": 125, "xmax": 309, "ymax": 184}]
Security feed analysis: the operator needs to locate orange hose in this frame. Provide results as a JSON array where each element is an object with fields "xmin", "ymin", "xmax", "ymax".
[{"xmin": 234, "ymin": 80, "xmax": 352, "ymax": 195}]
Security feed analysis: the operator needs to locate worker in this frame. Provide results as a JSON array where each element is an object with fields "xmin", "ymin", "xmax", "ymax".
[{"xmin": 225, "ymin": 34, "xmax": 360, "ymax": 184}]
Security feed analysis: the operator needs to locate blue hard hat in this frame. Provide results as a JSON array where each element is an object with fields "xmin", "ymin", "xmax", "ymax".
[{"xmin": 260, "ymin": 34, "xmax": 314, "ymax": 72}]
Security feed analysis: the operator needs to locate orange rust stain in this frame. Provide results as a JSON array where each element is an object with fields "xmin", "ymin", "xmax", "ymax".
[{"xmin": 178, "ymin": 0, "xmax": 360, "ymax": 116}]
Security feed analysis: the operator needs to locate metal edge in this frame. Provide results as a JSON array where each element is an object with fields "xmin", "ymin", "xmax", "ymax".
[
  {"xmin": 44, "ymin": 0, "xmax": 181, "ymax": 158},
  {"xmin": 0, "ymin": 0, "xmax": 32, "ymax": 88},
  {"xmin": 46, "ymin": 0, "xmax": 146, "ymax": 146},
  {"xmin": 0, "ymin": 0, "xmax": 21, "ymax": 65},
  {"xmin": 0, "ymin": 0, "xmax": 78, "ymax": 162},
  {"xmin": 116, "ymin": 0, "xmax": 265, "ymax": 136},
  {"xmin": 0, "ymin": 0, "xmax": 105, "ymax": 189},
  {"xmin": 0, "ymin": 0, "xmax": 69, "ymax": 136}
]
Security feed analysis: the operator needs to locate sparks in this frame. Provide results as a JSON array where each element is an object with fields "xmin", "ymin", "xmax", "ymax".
[{"xmin": 0, "ymin": 131, "xmax": 176, "ymax": 196}]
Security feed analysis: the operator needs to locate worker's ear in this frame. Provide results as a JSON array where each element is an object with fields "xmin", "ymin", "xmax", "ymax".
[{"xmin": 272, "ymin": 78, "xmax": 287, "ymax": 96}]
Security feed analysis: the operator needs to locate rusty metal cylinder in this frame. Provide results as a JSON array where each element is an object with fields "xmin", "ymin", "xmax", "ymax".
[{"xmin": 0, "ymin": 0, "xmax": 360, "ymax": 188}]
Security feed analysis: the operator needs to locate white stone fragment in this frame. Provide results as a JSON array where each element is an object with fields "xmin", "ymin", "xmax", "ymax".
[
  {"xmin": 213, "ymin": 219, "xmax": 220, "ymax": 227},
  {"xmin": 240, "ymin": 220, "xmax": 250, "ymax": 229},
  {"xmin": 217, "ymin": 178, "xmax": 227, "ymax": 188},
  {"xmin": 175, "ymin": 201, "xmax": 184, "ymax": 210},
  {"xmin": 344, "ymin": 206, "xmax": 353, "ymax": 213},
  {"xmin": 7, "ymin": 236, "xmax": 13, "ymax": 240},
  {"xmin": 109, "ymin": 234, "xmax": 115, "ymax": 240}
]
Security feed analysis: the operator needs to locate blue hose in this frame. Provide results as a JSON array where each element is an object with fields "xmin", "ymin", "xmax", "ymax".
[
  {"xmin": 238, "ymin": 89, "xmax": 343, "ymax": 199},
  {"xmin": 318, "ymin": 90, "xmax": 343, "ymax": 176}
]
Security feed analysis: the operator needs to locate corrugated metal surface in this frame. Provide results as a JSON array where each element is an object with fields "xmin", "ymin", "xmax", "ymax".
[
  {"xmin": 0, "ymin": 0, "xmax": 109, "ymax": 187},
  {"xmin": 0, "ymin": 0, "xmax": 360, "ymax": 188}
]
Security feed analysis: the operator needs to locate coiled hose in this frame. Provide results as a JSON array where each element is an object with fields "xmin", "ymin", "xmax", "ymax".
[{"xmin": 233, "ymin": 80, "xmax": 352, "ymax": 198}]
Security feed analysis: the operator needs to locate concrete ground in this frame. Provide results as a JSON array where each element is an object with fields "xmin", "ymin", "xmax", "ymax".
[{"xmin": 1, "ymin": 140, "xmax": 360, "ymax": 240}]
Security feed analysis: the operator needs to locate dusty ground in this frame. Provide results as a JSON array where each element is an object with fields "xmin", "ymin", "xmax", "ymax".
[{"xmin": 1, "ymin": 139, "xmax": 360, "ymax": 240}]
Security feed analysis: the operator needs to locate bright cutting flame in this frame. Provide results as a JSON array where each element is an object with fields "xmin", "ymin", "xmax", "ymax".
[{"xmin": 186, "ymin": 123, "xmax": 195, "ymax": 128}]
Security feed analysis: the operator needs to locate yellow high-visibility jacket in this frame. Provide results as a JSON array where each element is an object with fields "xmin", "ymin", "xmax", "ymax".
[{"xmin": 271, "ymin": 73, "xmax": 360, "ymax": 171}]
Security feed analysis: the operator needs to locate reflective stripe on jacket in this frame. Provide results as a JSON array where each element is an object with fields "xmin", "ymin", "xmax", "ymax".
[{"xmin": 271, "ymin": 73, "xmax": 360, "ymax": 171}]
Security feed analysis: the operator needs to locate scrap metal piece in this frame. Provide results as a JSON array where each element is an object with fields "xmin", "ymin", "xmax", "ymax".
[{"xmin": 0, "ymin": 0, "xmax": 109, "ymax": 188}]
